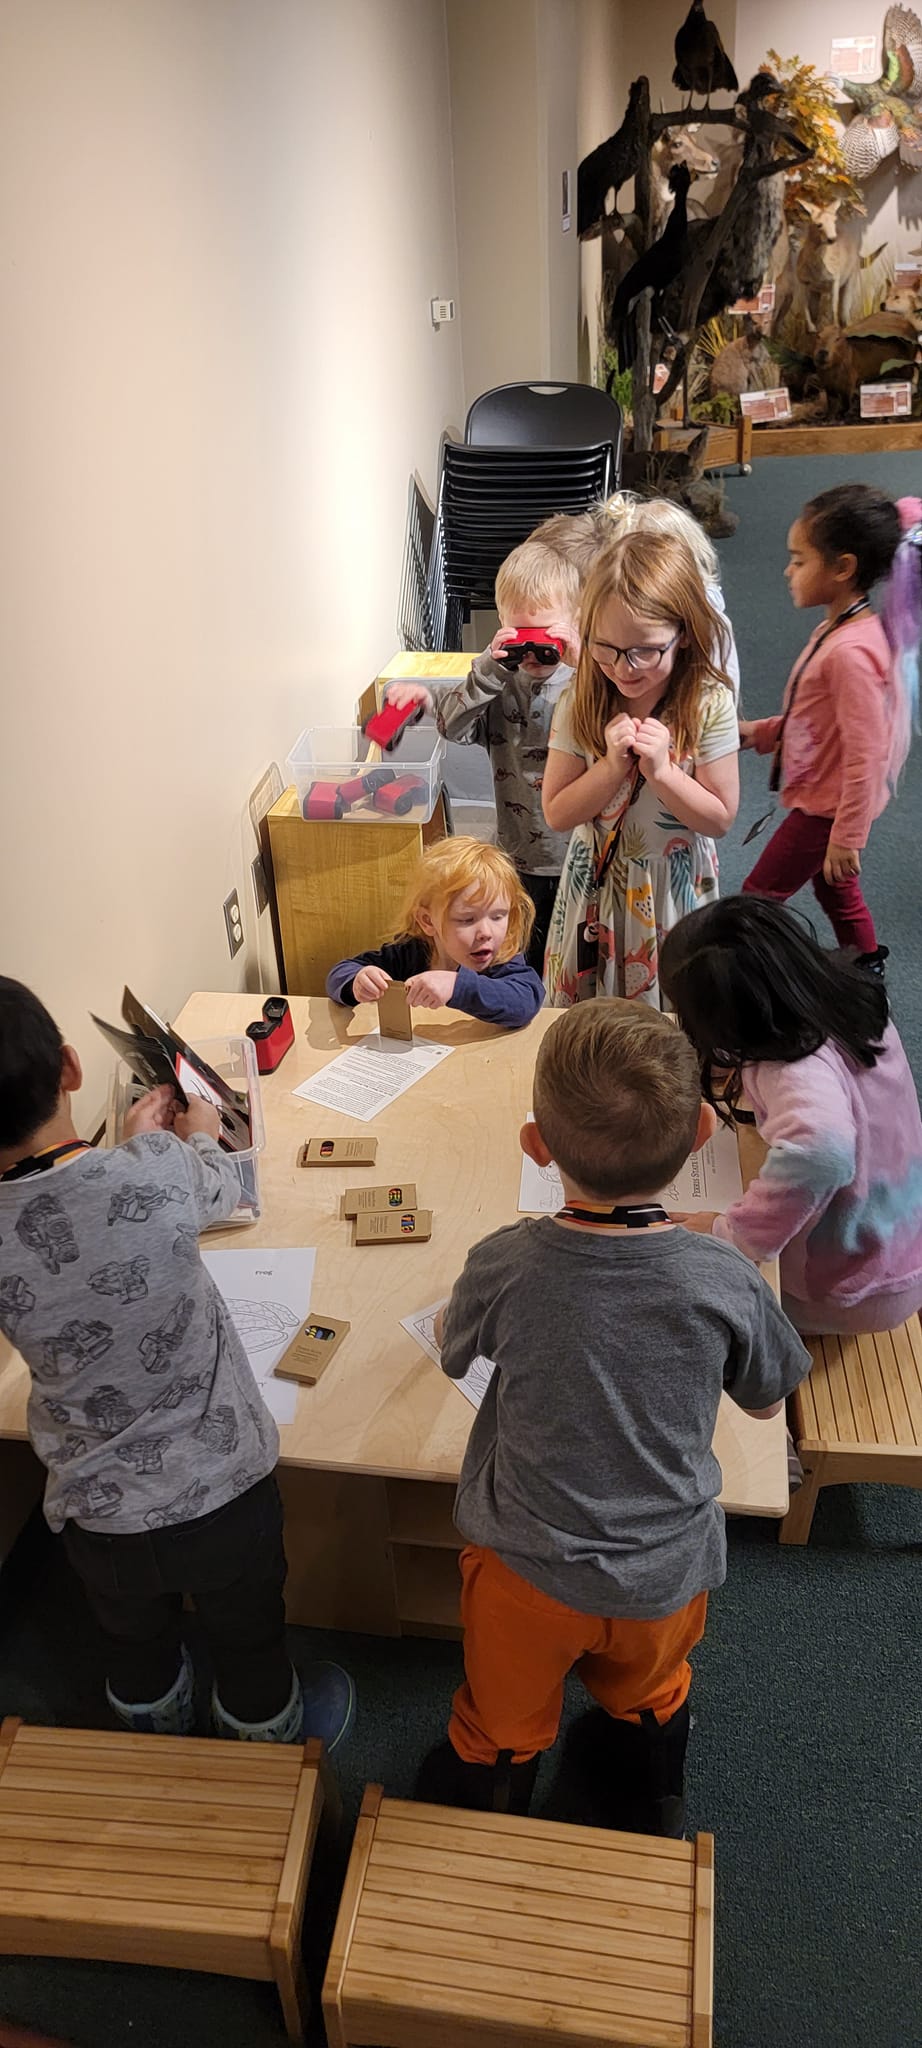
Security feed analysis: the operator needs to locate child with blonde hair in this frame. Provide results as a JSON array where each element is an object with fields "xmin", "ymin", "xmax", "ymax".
[
  {"xmin": 326, "ymin": 837, "xmax": 544, "ymax": 1028},
  {"xmin": 384, "ymin": 540, "xmax": 580, "ymax": 971},
  {"xmin": 543, "ymin": 530, "xmax": 739, "ymax": 1006},
  {"xmin": 532, "ymin": 493, "xmax": 740, "ymax": 698}
]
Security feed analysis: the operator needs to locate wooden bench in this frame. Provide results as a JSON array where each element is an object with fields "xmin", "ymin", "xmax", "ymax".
[
  {"xmin": 323, "ymin": 1786, "xmax": 714, "ymax": 2048},
  {"xmin": 780, "ymin": 1315, "xmax": 922, "ymax": 1545},
  {"xmin": 0, "ymin": 1718, "xmax": 338, "ymax": 2042}
]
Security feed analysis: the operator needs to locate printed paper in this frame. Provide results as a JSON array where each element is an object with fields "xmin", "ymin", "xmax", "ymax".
[
  {"xmin": 293, "ymin": 1033, "xmax": 453, "ymax": 1123},
  {"xmin": 202, "ymin": 1247, "xmax": 317, "ymax": 1425},
  {"xmin": 401, "ymin": 1297, "xmax": 496, "ymax": 1411},
  {"xmin": 517, "ymin": 1117, "xmax": 743, "ymax": 1215}
]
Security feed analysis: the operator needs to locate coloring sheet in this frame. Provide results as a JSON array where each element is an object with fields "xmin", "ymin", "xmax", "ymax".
[
  {"xmin": 517, "ymin": 1116, "xmax": 743, "ymax": 1215},
  {"xmin": 293, "ymin": 1034, "xmax": 453, "ymax": 1123},
  {"xmin": 401, "ymin": 1298, "xmax": 496, "ymax": 1411},
  {"xmin": 201, "ymin": 1247, "xmax": 317, "ymax": 1425}
]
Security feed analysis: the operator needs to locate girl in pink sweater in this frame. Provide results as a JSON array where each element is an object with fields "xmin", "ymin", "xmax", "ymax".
[
  {"xmin": 660, "ymin": 897, "xmax": 922, "ymax": 1336},
  {"xmin": 740, "ymin": 483, "xmax": 905, "ymax": 978}
]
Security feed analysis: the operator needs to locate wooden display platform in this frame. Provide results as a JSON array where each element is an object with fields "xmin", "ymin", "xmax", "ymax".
[
  {"xmin": 323, "ymin": 1787, "xmax": 714, "ymax": 2048},
  {"xmin": 653, "ymin": 419, "xmax": 752, "ymax": 471},
  {"xmin": 750, "ymin": 421, "xmax": 922, "ymax": 458},
  {"xmin": 0, "ymin": 1719, "xmax": 337, "ymax": 2041}
]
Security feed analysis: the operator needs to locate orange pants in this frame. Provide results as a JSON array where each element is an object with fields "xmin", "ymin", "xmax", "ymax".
[{"xmin": 449, "ymin": 1544, "xmax": 708, "ymax": 1765}]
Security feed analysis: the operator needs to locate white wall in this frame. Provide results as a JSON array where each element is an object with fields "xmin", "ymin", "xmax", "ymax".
[
  {"xmin": 0, "ymin": 0, "xmax": 463, "ymax": 1128},
  {"xmin": 735, "ymin": 0, "xmax": 922, "ymax": 256},
  {"xmin": 446, "ymin": 0, "xmax": 579, "ymax": 409}
]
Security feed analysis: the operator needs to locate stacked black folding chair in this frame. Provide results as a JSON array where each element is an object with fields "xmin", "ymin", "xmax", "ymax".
[{"xmin": 428, "ymin": 382, "xmax": 623, "ymax": 649}]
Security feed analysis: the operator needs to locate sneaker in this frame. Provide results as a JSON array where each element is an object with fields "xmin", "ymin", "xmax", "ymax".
[{"xmin": 300, "ymin": 1660, "xmax": 355, "ymax": 1752}]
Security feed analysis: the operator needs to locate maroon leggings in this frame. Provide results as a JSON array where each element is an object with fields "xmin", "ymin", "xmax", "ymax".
[{"xmin": 742, "ymin": 808, "xmax": 876, "ymax": 952}]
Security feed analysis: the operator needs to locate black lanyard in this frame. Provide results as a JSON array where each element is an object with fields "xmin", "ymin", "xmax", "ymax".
[
  {"xmin": 558, "ymin": 1202, "xmax": 671, "ymax": 1227},
  {"xmin": 769, "ymin": 599, "xmax": 870, "ymax": 793},
  {"xmin": 0, "ymin": 1140, "xmax": 91, "ymax": 1183}
]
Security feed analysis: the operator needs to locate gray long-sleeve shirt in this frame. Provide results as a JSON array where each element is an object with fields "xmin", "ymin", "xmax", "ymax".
[
  {"xmin": 435, "ymin": 656, "xmax": 573, "ymax": 876},
  {"xmin": 0, "ymin": 1132, "xmax": 278, "ymax": 1533},
  {"xmin": 441, "ymin": 1218, "xmax": 809, "ymax": 1618}
]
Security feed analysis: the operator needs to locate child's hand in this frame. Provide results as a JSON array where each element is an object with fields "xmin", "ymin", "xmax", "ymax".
[
  {"xmin": 386, "ymin": 681, "xmax": 434, "ymax": 713},
  {"xmin": 173, "ymin": 1097, "xmax": 221, "ymax": 1143},
  {"xmin": 672, "ymin": 1210, "xmax": 718, "ymax": 1234},
  {"xmin": 631, "ymin": 717, "xmax": 672, "ymax": 781},
  {"xmin": 489, "ymin": 627, "xmax": 518, "ymax": 662},
  {"xmin": 124, "ymin": 1085, "xmax": 177, "ymax": 1139},
  {"xmin": 353, "ymin": 965, "xmax": 392, "ymax": 1003},
  {"xmin": 824, "ymin": 843, "xmax": 861, "ymax": 884},
  {"xmin": 405, "ymin": 969, "xmax": 458, "ymax": 1008},
  {"xmin": 604, "ymin": 713, "xmax": 638, "ymax": 767},
  {"xmin": 737, "ymin": 719, "xmax": 758, "ymax": 749}
]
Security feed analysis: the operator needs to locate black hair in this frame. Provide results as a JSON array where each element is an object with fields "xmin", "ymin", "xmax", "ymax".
[
  {"xmin": 0, "ymin": 978, "xmax": 66, "ymax": 1149},
  {"xmin": 659, "ymin": 897, "xmax": 888, "ymax": 1121},
  {"xmin": 801, "ymin": 483, "xmax": 901, "ymax": 595}
]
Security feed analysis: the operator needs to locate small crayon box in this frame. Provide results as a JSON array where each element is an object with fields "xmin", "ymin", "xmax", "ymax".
[
  {"xmin": 342, "ymin": 1184, "xmax": 418, "ymax": 1218},
  {"xmin": 298, "ymin": 1137, "xmax": 378, "ymax": 1167},
  {"xmin": 274, "ymin": 1316, "xmax": 351, "ymax": 1385},
  {"xmin": 354, "ymin": 1208, "xmax": 432, "ymax": 1245}
]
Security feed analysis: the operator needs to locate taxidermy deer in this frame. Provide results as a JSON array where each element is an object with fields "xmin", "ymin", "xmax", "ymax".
[
  {"xmin": 651, "ymin": 125, "xmax": 720, "ymax": 233},
  {"xmin": 795, "ymin": 199, "xmax": 884, "ymax": 330}
]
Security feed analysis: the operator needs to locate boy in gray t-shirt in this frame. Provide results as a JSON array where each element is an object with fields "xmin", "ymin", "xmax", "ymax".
[
  {"xmin": 417, "ymin": 1000, "xmax": 810, "ymax": 1834},
  {"xmin": 0, "ymin": 977, "xmax": 353, "ymax": 1751}
]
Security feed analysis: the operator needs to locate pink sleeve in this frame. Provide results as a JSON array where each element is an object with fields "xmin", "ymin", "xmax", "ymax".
[
  {"xmin": 712, "ymin": 1060, "xmax": 856, "ymax": 1263},
  {"xmin": 749, "ymin": 714, "xmax": 784, "ymax": 756},
  {"xmin": 829, "ymin": 646, "xmax": 892, "ymax": 848}
]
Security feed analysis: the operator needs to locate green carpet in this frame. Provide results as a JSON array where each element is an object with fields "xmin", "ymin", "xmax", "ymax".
[{"xmin": 1, "ymin": 454, "xmax": 921, "ymax": 2048}]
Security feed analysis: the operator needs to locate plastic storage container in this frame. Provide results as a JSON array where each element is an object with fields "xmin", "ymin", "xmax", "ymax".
[
  {"xmin": 106, "ymin": 1034, "xmax": 265, "ymax": 1228},
  {"xmin": 286, "ymin": 724, "xmax": 444, "ymax": 826}
]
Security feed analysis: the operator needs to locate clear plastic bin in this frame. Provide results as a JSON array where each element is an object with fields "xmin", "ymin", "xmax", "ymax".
[
  {"xmin": 286, "ymin": 724, "xmax": 444, "ymax": 826},
  {"xmin": 106, "ymin": 1034, "xmax": 265, "ymax": 1228}
]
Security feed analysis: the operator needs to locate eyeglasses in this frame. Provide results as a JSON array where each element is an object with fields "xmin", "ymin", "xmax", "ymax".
[{"xmin": 589, "ymin": 630, "xmax": 680, "ymax": 672}]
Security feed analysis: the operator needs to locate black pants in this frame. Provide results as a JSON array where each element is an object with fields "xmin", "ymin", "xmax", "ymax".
[
  {"xmin": 61, "ymin": 1473, "xmax": 292, "ymax": 1724},
  {"xmin": 522, "ymin": 872, "xmax": 560, "ymax": 976}
]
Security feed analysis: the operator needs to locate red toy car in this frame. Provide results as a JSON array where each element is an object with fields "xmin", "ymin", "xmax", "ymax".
[
  {"xmin": 498, "ymin": 629, "xmax": 566, "ymax": 671},
  {"xmin": 363, "ymin": 699, "xmax": 425, "ymax": 753}
]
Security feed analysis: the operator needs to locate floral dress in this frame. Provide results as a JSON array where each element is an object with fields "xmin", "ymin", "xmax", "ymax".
[{"xmin": 544, "ymin": 682, "xmax": 739, "ymax": 1007}]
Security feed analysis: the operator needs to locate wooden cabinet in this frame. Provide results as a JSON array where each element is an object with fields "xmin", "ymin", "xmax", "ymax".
[{"xmin": 267, "ymin": 787, "xmax": 448, "ymax": 996}]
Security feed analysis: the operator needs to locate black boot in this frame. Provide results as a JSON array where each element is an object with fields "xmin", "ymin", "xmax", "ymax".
[
  {"xmin": 854, "ymin": 944, "xmax": 889, "ymax": 980},
  {"xmin": 415, "ymin": 1738, "xmax": 539, "ymax": 1815},
  {"xmin": 550, "ymin": 1702, "xmax": 689, "ymax": 1837}
]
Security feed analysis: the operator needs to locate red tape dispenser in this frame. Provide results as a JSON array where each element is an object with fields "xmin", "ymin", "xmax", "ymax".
[
  {"xmin": 246, "ymin": 997, "xmax": 295, "ymax": 1074},
  {"xmin": 363, "ymin": 699, "xmax": 425, "ymax": 754}
]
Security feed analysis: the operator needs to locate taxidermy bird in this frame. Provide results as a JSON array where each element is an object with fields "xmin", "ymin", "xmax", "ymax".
[
  {"xmin": 672, "ymin": 0, "xmax": 738, "ymax": 107},
  {"xmin": 610, "ymin": 164, "xmax": 693, "ymax": 367},
  {"xmin": 578, "ymin": 80, "xmax": 645, "ymax": 239},
  {"xmin": 832, "ymin": 5, "xmax": 922, "ymax": 177}
]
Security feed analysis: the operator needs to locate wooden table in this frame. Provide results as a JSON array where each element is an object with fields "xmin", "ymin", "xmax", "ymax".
[{"xmin": 0, "ymin": 994, "xmax": 787, "ymax": 1635}]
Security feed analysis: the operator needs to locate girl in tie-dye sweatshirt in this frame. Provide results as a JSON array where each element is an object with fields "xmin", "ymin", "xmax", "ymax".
[{"xmin": 661, "ymin": 897, "xmax": 922, "ymax": 1336}]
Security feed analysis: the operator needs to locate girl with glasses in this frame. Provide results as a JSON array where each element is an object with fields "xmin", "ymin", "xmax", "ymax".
[{"xmin": 542, "ymin": 530, "xmax": 739, "ymax": 1006}]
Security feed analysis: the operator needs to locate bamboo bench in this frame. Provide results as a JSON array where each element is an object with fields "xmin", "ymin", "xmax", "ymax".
[
  {"xmin": 780, "ymin": 1315, "xmax": 922, "ymax": 1545},
  {"xmin": 0, "ymin": 1718, "xmax": 338, "ymax": 2042},
  {"xmin": 323, "ymin": 1786, "xmax": 715, "ymax": 2048}
]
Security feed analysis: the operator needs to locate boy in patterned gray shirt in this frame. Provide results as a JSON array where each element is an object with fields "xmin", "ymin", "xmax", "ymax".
[
  {"xmin": 0, "ymin": 978, "xmax": 353, "ymax": 1749},
  {"xmin": 386, "ymin": 539, "xmax": 580, "ymax": 972}
]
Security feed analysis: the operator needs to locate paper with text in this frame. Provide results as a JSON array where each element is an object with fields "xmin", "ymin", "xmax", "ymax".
[
  {"xmin": 401, "ymin": 1297, "xmax": 496, "ymax": 1411},
  {"xmin": 293, "ymin": 1033, "xmax": 453, "ymax": 1123},
  {"xmin": 517, "ymin": 1117, "xmax": 743, "ymax": 1215},
  {"xmin": 202, "ymin": 1247, "xmax": 317, "ymax": 1425}
]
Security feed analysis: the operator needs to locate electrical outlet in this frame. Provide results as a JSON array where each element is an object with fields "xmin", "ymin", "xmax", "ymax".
[
  {"xmin": 430, "ymin": 296, "xmax": 455, "ymax": 328},
  {"xmin": 223, "ymin": 890, "xmax": 244, "ymax": 958}
]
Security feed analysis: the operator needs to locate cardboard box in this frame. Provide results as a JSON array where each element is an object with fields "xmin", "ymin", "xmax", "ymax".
[
  {"xmin": 342, "ymin": 1183, "xmax": 418, "ymax": 1217},
  {"xmin": 298, "ymin": 1137, "xmax": 378, "ymax": 1167},
  {"xmin": 274, "ymin": 1317, "xmax": 350, "ymax": 1385},
  {"xmin": 354, "ymin": 1208, "xmax": 432, "ymax": 1244}
]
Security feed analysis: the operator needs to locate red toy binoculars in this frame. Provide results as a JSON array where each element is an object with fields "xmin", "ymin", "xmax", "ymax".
[
  {"xmin": 498, "ymin": 629, "xmax": 566, "ymax": 671},
  {"xmin": 363, "ymin": 699, "xmax": 425, "ymax": 752},
  {"xmin": 302, "ymin": 768, "xmax": 425, "ymax": 820},
  {"xmin": 245, "ymin": 997, "xmax": 294, "ymax": 1073}
]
